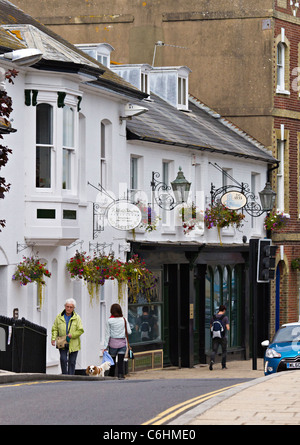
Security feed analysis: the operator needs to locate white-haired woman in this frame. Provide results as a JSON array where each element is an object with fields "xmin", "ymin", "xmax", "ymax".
[{"xmin": 51, "ymin": 298, "xmax": 84, "ymax": 374}]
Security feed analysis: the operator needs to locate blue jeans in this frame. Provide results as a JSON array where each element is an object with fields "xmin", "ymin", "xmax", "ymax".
[{"xmin": 59, "ymin": 349, "xmax": 78, "ymax": 375}]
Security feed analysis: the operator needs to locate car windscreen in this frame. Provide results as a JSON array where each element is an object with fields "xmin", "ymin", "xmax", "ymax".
[{"xmin": 273, "ymin": 325, "xmax": 300, "ymax": 343}]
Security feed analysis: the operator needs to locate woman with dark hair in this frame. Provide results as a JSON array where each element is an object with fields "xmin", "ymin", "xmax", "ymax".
[{"xmin": 103, "ymin": 303, "xmax": 132, "ymax": 379}]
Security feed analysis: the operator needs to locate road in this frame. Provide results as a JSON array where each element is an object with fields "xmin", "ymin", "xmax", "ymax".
[{"xmin": 0, "ymin": 377, "xmax": 252, "ymax": 425}]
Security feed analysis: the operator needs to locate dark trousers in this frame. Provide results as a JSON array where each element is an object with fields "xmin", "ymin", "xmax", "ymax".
[
  {"xmin": 59, "ymin": 349, "xmax": 78, "ymax": 375},
  {"xmin": 211, "ymin": 337, "xmax": 227, "ymax": 367},
  {"xmin": 108, "ymin": 348, "xmax": 125, "ymax": 378}
]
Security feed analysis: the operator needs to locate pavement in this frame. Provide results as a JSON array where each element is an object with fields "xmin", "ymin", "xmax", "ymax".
[{"xmin": 1, "ymin": 359, "xmax": 300, "ymax": 425}]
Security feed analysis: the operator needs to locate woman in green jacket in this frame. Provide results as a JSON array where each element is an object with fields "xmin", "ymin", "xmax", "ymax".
[{"xmin": 51, "ymin": 298, "xmax": 84, "ymax": 375}]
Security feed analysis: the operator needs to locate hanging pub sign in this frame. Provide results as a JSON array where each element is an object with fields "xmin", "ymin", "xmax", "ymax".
[
  {"xmin": 221, "ymin": 191, "xmax": 247, "ymax": 210},
  {"xmin": 107, "ymin": 200, "xmax": 142, "ymax": 231}
]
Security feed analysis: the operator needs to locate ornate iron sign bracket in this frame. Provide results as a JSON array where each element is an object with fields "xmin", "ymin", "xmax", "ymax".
[
  {"xmin": 151, "ymin": 171, "xmax": 177, "ymax": 210},
  {"xmin": 209, "ymin": 162, "xmax": 265, "ymax": 217}
]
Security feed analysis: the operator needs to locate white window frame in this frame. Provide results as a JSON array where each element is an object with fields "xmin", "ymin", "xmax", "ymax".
[
  {"xmin": 35, "ymin": 103, "xmax": 54, "ymax": 190},
  {"xmin": 130, "ymin": 156, "xmax": 139, "ymax": 191},
  {"xmin": 62, "ymin": 105, "xmax": 75, "ymax": 191},
  {"xmin": 162, "ymin": 161, "xmax": 170, "ymax": 225},
  {"xmin": 141, "ymin": 72, "xmax": 149, "ymax": 94},
  {"xmin": 178, "ymin": 76, "xmax": 187, "ymax": 109},
  {"xmin": 100, "ymin": 121, "xmax": 107, "ymax": 189},
  {"xmin": 277, "ymin": 139, "xmax": 285, "ymax": 211},
  {"xmin": 251, "ymin": 172, "xmax": 259, "ymax": 230},
  {"xmin": 277, "ymin": 42, "xmax": 285, "ymax": 92}
]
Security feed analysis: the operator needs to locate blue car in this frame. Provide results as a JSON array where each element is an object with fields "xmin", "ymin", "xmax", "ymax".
[{"xmin": 262, "ymin": 322, "xmax": 300, "ymax": 375}]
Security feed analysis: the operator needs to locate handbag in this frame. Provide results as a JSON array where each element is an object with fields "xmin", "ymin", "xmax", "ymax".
[
  {"xmin": 56, "ymin": 335, "xmax": 68, "ymax": 349},
  {"xmin": 124, "ymin": 317, "xmax": 134, "ymax": 360},
  {"xmin": 56, "ymin": 319, "xmax": 73, "ymax": 349}
]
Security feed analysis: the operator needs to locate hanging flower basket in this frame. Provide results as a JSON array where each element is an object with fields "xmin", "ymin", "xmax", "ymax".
[
  {"xmin": 179, "ymin": 203, "xmax": 204, "ymax": 235},
  {"xmin": 204, "ymin": 203, "xmax": 245, "ymax": 245},
  {"xmin": 121, "ymin": 254, "xmax": 158, "ymax": 302},
  {"xmin": 264, "ymin": 210, "xmax": 289, "ymax": 232},
  {"xmin": 12, "ymin": 255, "xmax": 51, "ymax": 307},
  {"xmin": 66, "ymin": 251, "xmax": 157, "ymax": 304}
]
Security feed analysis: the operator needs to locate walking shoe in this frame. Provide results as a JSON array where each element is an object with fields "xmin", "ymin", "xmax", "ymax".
[
  {"xmin": 209, "ymin": 361, "xmax": 214, "ymax": 371},
  {"xmin": 222, "ymin": 365, "xmax": 228, "ymax": 370}
]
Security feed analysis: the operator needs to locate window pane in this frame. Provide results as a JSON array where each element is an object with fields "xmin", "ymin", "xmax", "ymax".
[
  {"xmin": 101, "ymin": 122, "xmax": 105, "ymax": 159},
  {"xmin": 63, "ymin": 106, "xmax": 74, "ymax": 148},
  {"xmin": 36, "ymin": 146, "xmax": 51, "ymax": 188},
  {"xmin": 213, "ymin": 267, "xmax": 221, "ymax": 312},
  {"xmin": 178, "ymin": 78, "xmax": 182, "ymax": 104},
  {"xmin": 205, "ymin": 267, "xmax": 213, "ymax": 352},
  {"xmin": 128, "ymin": 304, "xmax": 161, "ymax": 344},
  {"xmin": 231, "ymin": 268, "xmax": 238, "ymax": 347},
  {"xmin": 36, "ymin": 104, "xmax": 53, "ymax": 145},
  {"xmin": 223, "ymin": 267, "xmax": 229, "ymax": 310},
  {"xmin": 131, "ymin": 157, "xmax": 138, "ymax": 190},
  {"xmin": 182, "ymin": 78, "xmax": 186, "ymax": 105},
  {"xmin": 62, "ymin": 148, "xmax": 71, "ymax": 189},
  {"xmin": 128, "ymin": 270, "xmax": 161, "ymax": 345}
]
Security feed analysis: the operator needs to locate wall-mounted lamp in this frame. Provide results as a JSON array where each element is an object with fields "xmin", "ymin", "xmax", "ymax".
[
  {"xmin": 151, "ymin": 167, "xmax": 191, "ymax": 210},
  {"xmin": 258, "ymin": 182, "xmax": 277, "ymax": 213},
  {"xmin": 0, "ymin": 48, "xmax": 43, "ymax": 67},
  {"xmin": 119, "ymin": 103, "xmax": 148, "ymax": 123}
]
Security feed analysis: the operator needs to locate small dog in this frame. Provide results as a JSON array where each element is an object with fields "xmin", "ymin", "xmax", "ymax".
[{"xmin": 86, "ymin": 361, "xmax": 111, "ymax": 377}]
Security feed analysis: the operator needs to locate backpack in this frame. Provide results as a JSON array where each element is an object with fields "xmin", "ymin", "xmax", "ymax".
[
  {"xmin": 140, "ymin": 318, "xmax": 151, "ymax": 339},
  {"xmin": 211, "ymin": 314, "xmax": 224, "ymax": 338}
]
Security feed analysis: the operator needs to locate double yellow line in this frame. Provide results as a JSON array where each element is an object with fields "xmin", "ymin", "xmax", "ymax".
[{"xmin": 143, "ymin": 383, "xmax": 242, "ymax": 425}]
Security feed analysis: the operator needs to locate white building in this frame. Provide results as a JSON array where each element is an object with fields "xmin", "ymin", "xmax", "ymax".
[
  {"xmin": 0, "ymin": 1, "xmax": 147, "ymax": 374},
  {"xmin": 0, "ymin": 1, "xmax": 277, "ymax": 373}
]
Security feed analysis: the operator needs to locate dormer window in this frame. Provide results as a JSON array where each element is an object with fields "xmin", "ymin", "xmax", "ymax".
[
  {"xmin": 110, "ymin": 64, "xmax": 152, "ymax": 95},
  {"xmin": 75, "ymin": 43, "xmax": 114, "ymax": 67},
  {"xmin": 150, "ymin": 66, "xmax": 191, "ymax": 110}
]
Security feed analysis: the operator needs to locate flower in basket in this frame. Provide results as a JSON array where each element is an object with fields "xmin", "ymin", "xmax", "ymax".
[
  {"xmin": 204, "ymin": 202, "xmax": 245, "ymax": 244},
  {"xmin": 66, "ymin": 251, "xmax": 157, "ymax": 304},
  {"xmin": 66, "ymin": 250, "xmax": 90, "ymax": 280},
  {"xmin": 121, "ymin": 254, "xmax": 158, "ymax": 303},
  {"xmin": 136, "ymin": 201, "xmax": 161, "ymax": 232},
  {"xmin": 264, "ymin": 210, "xmax": 289, "ymax": 232},
  {"xmin": 179, "ymin": 203, "xmax": 204, "ymax": 235},
  {"xmin": 12, "ymin": 255, "xmax": 51, "ymax": 307}
]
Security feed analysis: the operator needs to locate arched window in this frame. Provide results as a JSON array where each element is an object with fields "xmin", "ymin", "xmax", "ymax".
[
  {"xmin": 277, "ymin": 42, "xmax": 285, "ymax": 91},
  {"xmin": 276, "ymin": 31, "xmax": 290, "ymax": 95}
]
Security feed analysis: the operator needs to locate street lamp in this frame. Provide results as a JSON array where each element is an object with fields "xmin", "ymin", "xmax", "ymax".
[
  {"xmin": 171, "ymin": 167, "xmax": 191, "ymax": 205},
  {"xmin": 258, "ymin": 182, "xmax": 277, "ymax": 213},
  {"xmin": 151, "ymin": 167, "xmax": 191, "ymax": 210}
]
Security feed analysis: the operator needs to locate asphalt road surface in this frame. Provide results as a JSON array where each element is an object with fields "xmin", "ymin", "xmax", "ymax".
[{"xmin": 0, "ymin": 377, "xmax": 252, "ymax": 425}]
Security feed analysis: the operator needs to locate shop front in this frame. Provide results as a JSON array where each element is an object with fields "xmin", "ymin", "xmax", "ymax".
[{"xmin": 129, "ymin": 241, "xmax": 257, "ymax": 368}]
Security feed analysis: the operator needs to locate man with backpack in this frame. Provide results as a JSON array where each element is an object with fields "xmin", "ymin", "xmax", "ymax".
[
  {"xmin": 209, "ymin": 305, "xmax": 230, "ymax": 370},
  {"xmin": 136, "ymin": 306, "xmax": 155, "ymax": 341}
]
